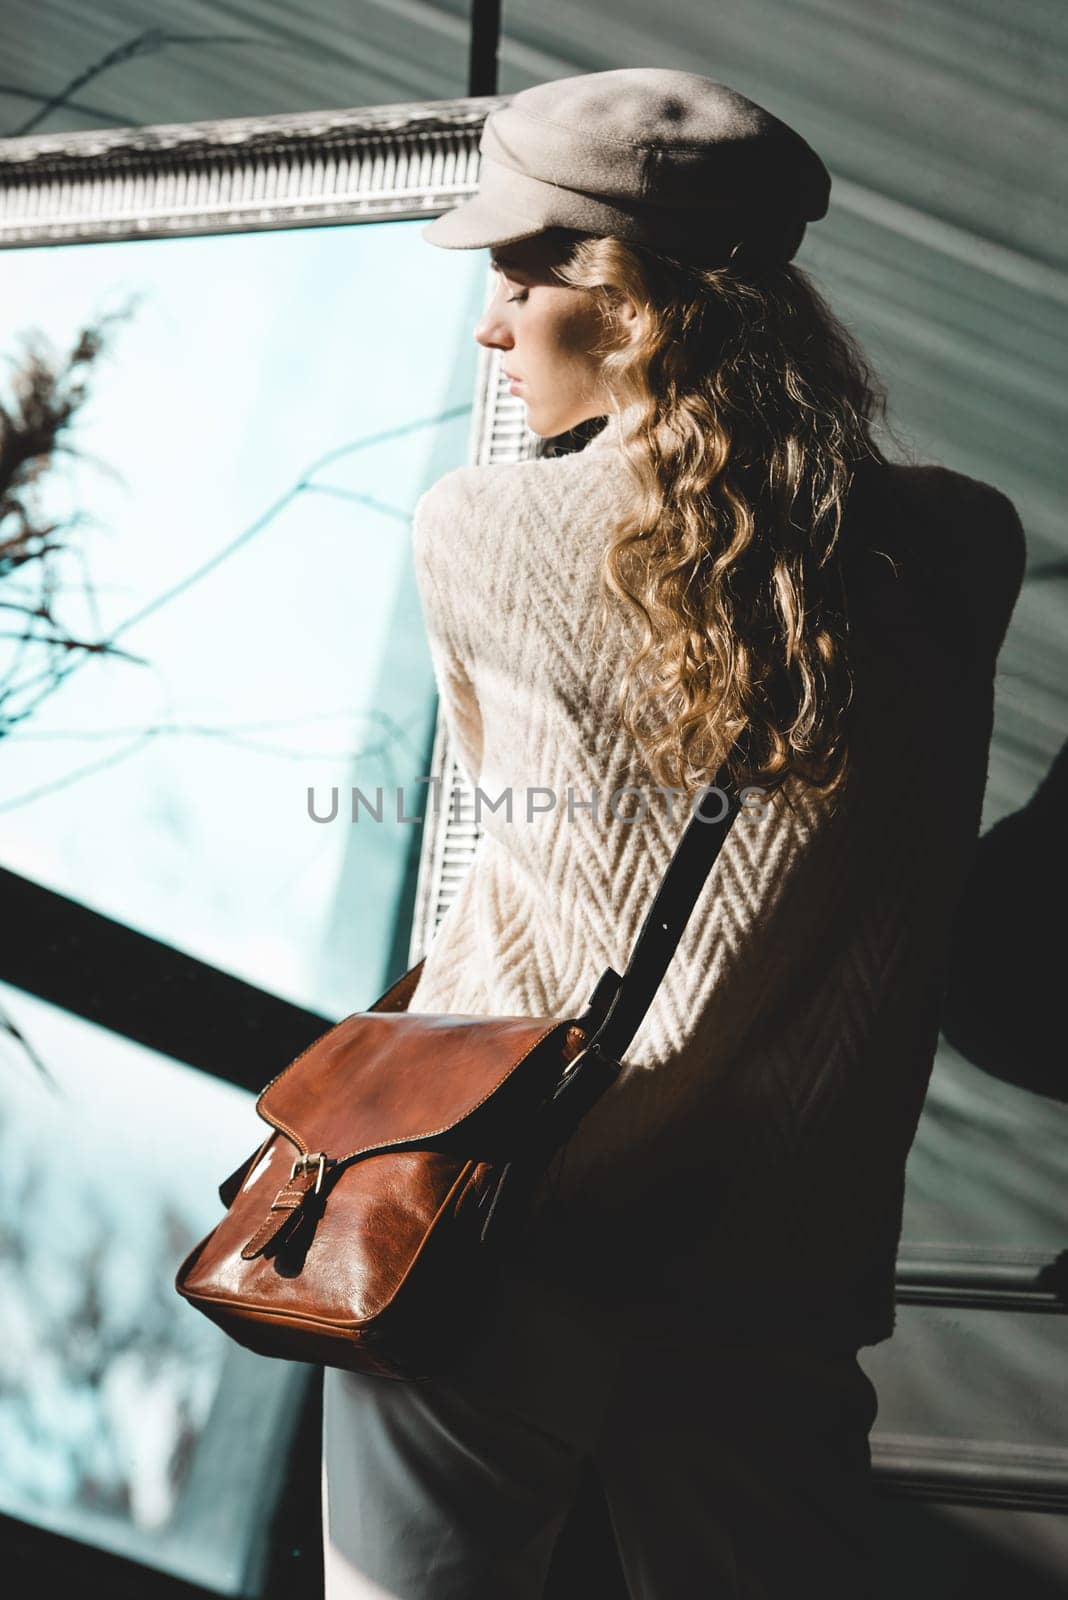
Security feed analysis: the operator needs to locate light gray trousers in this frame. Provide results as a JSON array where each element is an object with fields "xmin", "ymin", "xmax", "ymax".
[{"xmin": 321, "ymin": 1266, "xmax": 880, "ymax": 1600}]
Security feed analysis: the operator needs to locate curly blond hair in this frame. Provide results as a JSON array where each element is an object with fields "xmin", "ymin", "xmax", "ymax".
[{"xmin": 548, "ymin": 232, "xmax": 891, "ymax": 799}]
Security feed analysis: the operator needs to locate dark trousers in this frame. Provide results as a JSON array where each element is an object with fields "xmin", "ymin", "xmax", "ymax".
[{"xmin": 322, "ymin": 1265, "xmax": 880, "ymax": 1599}]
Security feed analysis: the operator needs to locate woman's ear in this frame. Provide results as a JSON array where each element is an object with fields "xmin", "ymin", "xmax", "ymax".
[{"xmin": 615, "ymin": 295, "xmax": 642, "ymax": 348}]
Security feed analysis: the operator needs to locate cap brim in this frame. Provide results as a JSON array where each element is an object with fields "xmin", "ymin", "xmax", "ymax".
[{"xmin": 421, "ymin": 193, "xmax": 547, "ymax": 250}]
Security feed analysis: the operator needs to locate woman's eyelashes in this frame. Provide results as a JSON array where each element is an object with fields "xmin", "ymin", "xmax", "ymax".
[{"xmin": 506, "ymin": 291, "xmax": 528, "ymax": 304}]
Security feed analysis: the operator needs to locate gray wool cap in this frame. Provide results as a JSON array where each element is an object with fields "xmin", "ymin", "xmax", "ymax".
[{"xmin": 422, "ymin": 67, "xmax": 831, "ymax": 264}]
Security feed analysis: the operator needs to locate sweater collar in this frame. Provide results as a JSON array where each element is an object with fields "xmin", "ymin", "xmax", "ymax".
[{"xmin": 582, "ymin": 406, "xmax": 639, "ymax": 456}]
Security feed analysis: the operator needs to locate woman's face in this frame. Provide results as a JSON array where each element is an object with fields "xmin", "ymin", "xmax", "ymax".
[{"xmin": 474, "ymin": 232, "xmax": 630, "ymax": 438}]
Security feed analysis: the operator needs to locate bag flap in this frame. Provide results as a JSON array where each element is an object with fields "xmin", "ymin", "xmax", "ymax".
[{"xmin": 256, "ymin": 1011, "xmax": 572, "ymax": 1161}]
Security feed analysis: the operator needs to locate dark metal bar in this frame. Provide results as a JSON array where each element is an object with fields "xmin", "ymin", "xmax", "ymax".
[
  {"xmin": 0, "ymin": 1513, "xmax": 216, "ymax": 1598},
  {"xmin": 0, "ymin": 864, "xmax": 331, "ymax": 1089},
  {"xmin": 895, "ymin": 1248, "xmax": 1068, "ymax": 1313},
  {"xmin": 871, "ymin": 1448, "xmax": 1068, "ymax": 1513},
  {"xmin": 468, "ymin": 0, "xmax": 502, "ymax": 98}
]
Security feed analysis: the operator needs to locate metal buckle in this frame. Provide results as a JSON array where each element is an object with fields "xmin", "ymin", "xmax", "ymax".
[
  {"xmin": 560, "ymin": 1045, "xmax": 588, "ymax": 1079},
  {"xmin": 559, "ymin": 1039, "xmax": 614, "ymax": 1079},
  {"xmin": 290, "ymin": 1151, "xmax": 328, "ymax": 1194}
]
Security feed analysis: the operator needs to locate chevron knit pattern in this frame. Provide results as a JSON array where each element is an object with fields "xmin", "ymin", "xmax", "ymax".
[{"xmin": 408, "ymin": 415, "xmax": 1025, "ymax": 1347}]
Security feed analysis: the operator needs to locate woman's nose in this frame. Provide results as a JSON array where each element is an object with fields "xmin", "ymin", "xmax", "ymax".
[{"xmin": 474, "ymin": 302, "xmax": 514, "ymax": 351}]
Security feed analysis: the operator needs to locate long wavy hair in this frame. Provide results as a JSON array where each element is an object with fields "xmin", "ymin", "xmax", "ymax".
[{"xmin": 545, "ymin": 227, "xmax": 892, "ymax": 800}]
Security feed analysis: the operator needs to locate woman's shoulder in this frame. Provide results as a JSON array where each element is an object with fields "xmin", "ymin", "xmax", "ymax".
[
  {"xmin": 861, "ymin": 459, "xmax": 1025, "ymax": 577},
  {"xmin": 414, "ymin": 445, "xmax": 613, "ymax": 554},
  {"xmin": 847, "ymin": 458, "xmax": 1027, "ymax": 665}
]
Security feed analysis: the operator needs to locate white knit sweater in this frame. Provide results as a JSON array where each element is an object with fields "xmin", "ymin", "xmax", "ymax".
[{"xmin": 407, "ymin": 414, "xmax": 1025, "ymax": 1346}]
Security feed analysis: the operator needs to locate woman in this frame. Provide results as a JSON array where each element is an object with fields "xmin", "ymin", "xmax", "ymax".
[{"xmin": 323, "ymin": 69, "xmax": 1025, "ymax": 1599}]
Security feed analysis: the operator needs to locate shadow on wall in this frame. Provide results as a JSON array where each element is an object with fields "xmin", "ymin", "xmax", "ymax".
[{"xmin": 941, "ymin": 739, "xmax": 1068, "ymax": 1103}]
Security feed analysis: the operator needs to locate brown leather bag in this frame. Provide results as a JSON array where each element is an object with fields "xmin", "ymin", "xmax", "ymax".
[{"xmin": 175, "ymin": 772, "xmax": 740, "ymax": 1380}]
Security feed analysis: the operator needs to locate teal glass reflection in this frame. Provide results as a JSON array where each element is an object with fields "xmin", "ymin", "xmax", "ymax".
[
  {"xmin": 0, "ymin": 978, "xmax": 303, "ymax": 1592},
  {"xmin": 0, "ymin": 220, "xmax": 485, "ymax": 1016}
]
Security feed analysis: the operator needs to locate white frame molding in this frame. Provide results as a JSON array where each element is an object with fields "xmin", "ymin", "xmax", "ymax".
[{"xmin": 0, "ymin": 96, "xmax": 505, "ymax": 246}]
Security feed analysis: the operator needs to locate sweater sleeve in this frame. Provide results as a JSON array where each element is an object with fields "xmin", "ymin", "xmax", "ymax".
[{"xmin": 411, "ymin": 476, "xmax": 484, "ymax": 791}]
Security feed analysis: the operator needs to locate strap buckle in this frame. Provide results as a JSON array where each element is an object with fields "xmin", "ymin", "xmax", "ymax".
[
  {"xmin": 558, "ymin": 1038, "xmax": 618, "ymax": 1080},
  {"xmin": 560, "ymin": 1044, "xmax": 589, "ymax": 1079},
  {"xmin": 290, "ymin": 1151, "xmax": 328, "ymax": 1194}
]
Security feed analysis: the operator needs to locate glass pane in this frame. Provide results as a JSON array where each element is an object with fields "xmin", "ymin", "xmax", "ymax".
[
  {"xmin": 0, "ymin": 977, "xmax": 301, "ymax": 1593},
  {"xmin": 0, "ymin": 221, "xmax": 485, "ymax": 1017}
]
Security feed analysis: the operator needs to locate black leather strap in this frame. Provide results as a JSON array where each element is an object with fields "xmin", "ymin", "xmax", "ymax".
[
  {"xmin": 591, "ymin": 763, "xmax": 739, "ymax": 1061},
  {"xmin": 480, "ymin": 764, "xmax": 743, "ymax": 1245}
]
